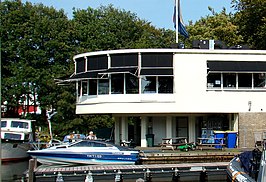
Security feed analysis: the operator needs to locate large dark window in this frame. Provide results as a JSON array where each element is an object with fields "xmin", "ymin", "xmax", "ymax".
[
  {"xmin": 223, "ymin": 73, "xmax": 236, "ymax": 88},
  {"xmin": 141, "ymin": 76, "xmax": 156, "ymax": 93},
  {"xmin": 111, "ymin": 74, "xmax": 124, "ymax": 94},
  {"xmin": 98, "ymin": 79, "xmax": 109, "ymax": 95},
  {"xmin": 207, "ymin": 72, "xmax": 266, "ymax": 90},
  {"xmin": 82, "ymin": 81, "xmax": 88, "ymax": 95},
  {"xmin": 141, "ymin": 53, "xmax": 173, "ymax": 67},
  {"xmin": 207, "ymin": 73, "xmax": 221, "ymax": 88},
  {"xmin": 75, "ymin": 57, "xmax": 85, "ymax": 73},
  {"xmin": 126, "ymin": 74, "xmax": 139, "ymax": 94},
  {"xmin": 88, "ymin": 80, "xmax": 97, "ymax": 95},
  {"xmin": 110, "ymin": 54, "xmax": 138, "ymax": 67},
  {"xmin": 158, "ymin": 77, "xmax": 173, "ymax": 93},
  {"xmin": 254, "ymin": 73, "xmax": 266, "ymax": 88},
  {"xmin": 238, "ymin": 73, "xmax": 252, "ymax": 88},
  {"xmin": 87, "ymin": 55, "xmax": 108, "ymax": 71}
]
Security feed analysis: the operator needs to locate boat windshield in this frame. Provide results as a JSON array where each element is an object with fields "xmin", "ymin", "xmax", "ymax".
[
  {"xmin": 69, "ymin": 140, "xmax": 113, "ymax": 148},
  {"xmin": 3, "ymin": 132, "xmax": 23, "ymax": 140}
]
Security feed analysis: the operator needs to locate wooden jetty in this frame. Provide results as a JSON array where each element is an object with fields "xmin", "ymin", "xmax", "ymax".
[{"xmin": 28, "ymin": 159, "xmax": 228, "ymax": 182}]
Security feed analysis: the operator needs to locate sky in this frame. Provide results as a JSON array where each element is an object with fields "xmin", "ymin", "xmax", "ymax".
[{"xmin": 22, "ymin": 0, "xmax": 234, "ymax": 30}]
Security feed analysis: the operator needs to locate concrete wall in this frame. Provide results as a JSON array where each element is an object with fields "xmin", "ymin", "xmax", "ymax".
[{"xmin": 238, "ymin": 113, "xmax": 266, "ymax": 148}]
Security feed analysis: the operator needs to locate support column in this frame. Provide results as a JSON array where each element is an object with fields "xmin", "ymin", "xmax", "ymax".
[
  {"xmin": 121, "ymin": 116, "xmax": 128, "ymax": 142},
  {"xmin": 114, "ymin": 117, "xmax": 120, "ymax": 145},
  {"xmin": 233, "ymin": 114, "xmax": 239, "ymax": 131},
  {"xmin": 141, "ymin": 116, "xmax": 148, "ymax": 147},
  {"xmin": 166, "ymin": 116, "xmax": 172, "ymax": 138},
  {"xmin": 188, "ymin": 116, "xmax": 196, "ymax": 143}
]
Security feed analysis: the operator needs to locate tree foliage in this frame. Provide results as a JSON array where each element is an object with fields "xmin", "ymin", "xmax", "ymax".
[
  {"xmin": 1, "ymin": 0, "xmax": 75, "ymax": 134},
  {"xmin": 232, "ymin": 0, "xmax": 266, "ymax": 49},
  {"xmin": 185, "ymin": 7, "xmax": 243, "ymax": 48},
  {"xmin": 72, "ymin": 5, "xmax": 174, "ymax": 52}
]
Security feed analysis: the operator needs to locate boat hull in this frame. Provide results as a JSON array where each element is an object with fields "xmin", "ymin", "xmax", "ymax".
[
  {"xmin": 2, "ymin": 141, "xmax": 31, "ymax": 162},
  {"xmin": 226, "ymin": 149, "xmax": 263, "ymax": 182},
  {"xmin": 28, "ymin": 148, "xmax": 140, "ymax": 165},
  {"xmin": 28, "ymin": 151, "xmax": 139, "ymax": 165}
]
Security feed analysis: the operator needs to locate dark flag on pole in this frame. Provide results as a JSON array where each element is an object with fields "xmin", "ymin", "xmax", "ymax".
[{"xmin": 173, "ymin": 0, "xmax": 189, "ymax": 39}]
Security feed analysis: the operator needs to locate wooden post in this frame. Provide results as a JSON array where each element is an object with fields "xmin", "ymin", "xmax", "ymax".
[
  {"xmin": 144, "ymin": 169, "xmax": 152, "ymax": 182},
  {"xmin": 115, "ymin": 170, "xmax": 123, "ymax": 182},
  {"xmin": 28, "ymin": 158, "xmax": 37, "ymax": 182},
  {"xmin": 200, "ymin": 170, "xmax": 208, "ymax": 182},
  {"xmin": 172, "ymin": 168, "xmax": 180, "ymax": 182}
]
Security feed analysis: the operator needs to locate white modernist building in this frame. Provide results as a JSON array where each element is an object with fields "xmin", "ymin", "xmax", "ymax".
[{"xmin": 65, "ymin": 48, "xmax": 266, "ymax": 148}]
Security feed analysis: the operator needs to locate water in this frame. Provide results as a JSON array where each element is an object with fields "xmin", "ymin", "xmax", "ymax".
[
  {"xmin": 1, "ymin": 160, "xmax": 28, "ymax": 182},
  {"xmin": 1, "ymin": 160, "xmax": 227, "ymax": 182}
]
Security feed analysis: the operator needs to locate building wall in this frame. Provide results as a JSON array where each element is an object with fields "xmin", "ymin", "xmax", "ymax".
[
  {"xmin": 72, "ymin": 49, "xmax": 266, "ymax": 148},
  {"xmin": 238, "ymin": 113, "xmax": 266, "ymax": 148},
  {"xmin": 76, "ymin": 50, "xmax": 266, "ymax": 114}
]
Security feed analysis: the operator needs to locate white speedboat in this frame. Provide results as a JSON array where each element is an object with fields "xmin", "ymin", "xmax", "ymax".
[
  {"xmin": 27, "ymin": 140, "xmax": 141, "ymax": 165},
  {"xmin": 1, "ymin": 118, "xmax": 35, "ymax": 162}
]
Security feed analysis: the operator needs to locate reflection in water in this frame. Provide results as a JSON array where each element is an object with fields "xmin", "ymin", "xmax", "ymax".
[{"xmin": 1, "ymin": 160, "xmax": 28, "ymax": 182}]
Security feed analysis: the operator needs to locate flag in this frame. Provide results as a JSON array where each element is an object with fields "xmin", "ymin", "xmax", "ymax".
[{"xmin": 173, "ymin": 0, "xmax": 189, "ymax": 39}]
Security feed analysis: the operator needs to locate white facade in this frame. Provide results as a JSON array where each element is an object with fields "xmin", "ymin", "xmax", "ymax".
[{"xmin": 69, "ymin": 49, "xmax": 266, "ymax": 148}]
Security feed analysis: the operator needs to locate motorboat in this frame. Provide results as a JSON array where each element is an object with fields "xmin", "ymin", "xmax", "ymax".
[
  {"xmin": 27, "ymin": 140, "xmax": 141, "ymax": 165},
  {"xmin": 227, "ymin": 147, "xmax": 265, "ymax": 182},
  {"xmin": 1, "ymin": 118, "xmax": 35, "ymax": 162}
]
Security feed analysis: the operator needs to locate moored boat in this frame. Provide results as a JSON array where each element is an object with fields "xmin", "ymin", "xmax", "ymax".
[
  {"xmin": 1, "ymin": 118, "xmax": 35, "ymax": 162},
  {"xmin": 227, "ymin": 147, "xmax": 265, "ymax": 182},
  {"xmin": 27, "ymin": 139, "xmax": 141, "ymax": 165}
]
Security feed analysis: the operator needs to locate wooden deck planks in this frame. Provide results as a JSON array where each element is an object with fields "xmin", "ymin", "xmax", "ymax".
[{"xmin": 35, "ymin": 162, "xmax": 228, "ymax": 174}]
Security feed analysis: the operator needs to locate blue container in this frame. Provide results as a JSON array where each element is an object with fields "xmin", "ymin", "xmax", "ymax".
[
  {"xmin": 226, "ymin": 131, "xmax": 237, "ymax": 148},
  {"xmin": 214, "ymin": 131, "xmax": 225, "ymax": 149}
]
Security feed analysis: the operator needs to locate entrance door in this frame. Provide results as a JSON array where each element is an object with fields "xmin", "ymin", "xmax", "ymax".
[{"xmin": 176, "ymin": 117, "xmax": 188, "ymax": 138}]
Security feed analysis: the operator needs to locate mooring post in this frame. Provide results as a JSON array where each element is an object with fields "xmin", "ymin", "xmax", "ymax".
[
  {"xmin": 56, "ymin": 172, "xmax": 64, "ymax": 182},
  {"xmin": 28, "ymin": 158, "xmax": 37, "ymax": 182},
  {"xmin": 144, "ymin": 169, "xmax": 152, "ymax": 182},
  {"xmin": 115, "ymin": 170, "xmax": 123, "ymax": 182},
  {"xmin": 172, "ymin": 168, "xmax": 180, "ymax": 182},
  {"xmin": 85, "ymin": 171, "xmax": 93, "ymax": 182},
  {"xmin": 200, "ymin": 169, "xmax": 208, "ymax": 182},
  {"xmin": 136, "ymin": 178, "xmax": 144, "ymax": 182}
]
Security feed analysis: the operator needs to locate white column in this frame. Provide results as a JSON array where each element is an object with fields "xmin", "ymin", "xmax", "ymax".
[
  {"xmin": 141, "ymin": 116, "xmax": 148, "ymax": 147},
  {"xmin": 188, "ymin": 116, "xmax": 196, "ymax": 143},
  {"xmin": 114, "ymin": 117, "xmax": 120, "ymax": 145},
  {"xmin": 166, "ymin": 116, "xmax": 172, "ymax": 138},
  {"xmin": 233, "ymin": 114, "xmax": 239, "ymax": 131},
  {"xmin": 121, "ymin": 116, "xmax": 128, "ymax": 141}
]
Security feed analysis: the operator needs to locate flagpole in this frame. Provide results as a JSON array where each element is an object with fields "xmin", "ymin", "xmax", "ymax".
[{"xmin": 175, "ymin": 0, "xmax": 179, "ymax": 43}]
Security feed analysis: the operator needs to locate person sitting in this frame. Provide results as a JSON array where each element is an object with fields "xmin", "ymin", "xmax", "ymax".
[{"xmin": 87, "ymin": 131, "xmax": 97, "ymax": 140}]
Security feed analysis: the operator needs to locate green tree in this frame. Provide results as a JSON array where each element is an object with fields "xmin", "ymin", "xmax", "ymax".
[
  {"xmin": 185, "ymin": 7, "xmax": 242, "ymax": 48},
  {"xmin": 233, "ymin": 0, "xmax": 266, "ymax": 49},
  {"xmin": 72, "ymin": 5, "xmax": 174, "ymax": 52},
  {"xmin": 1, "ymin": 1, "xmax": 74, "ymax": 126}
]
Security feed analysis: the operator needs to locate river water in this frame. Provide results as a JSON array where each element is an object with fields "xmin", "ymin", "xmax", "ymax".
[
  {"xmin": 1, "ymin": 160, "xmax": 28, "ymax": 182},
  {"xmin": 1, "ymin": 160, "xmax": 227, "ymax": 182}
]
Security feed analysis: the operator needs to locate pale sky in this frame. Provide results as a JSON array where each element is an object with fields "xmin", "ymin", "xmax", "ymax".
[{"xmin": 22, "ymin": 0, "xmax": 234, "ymax": 30}]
